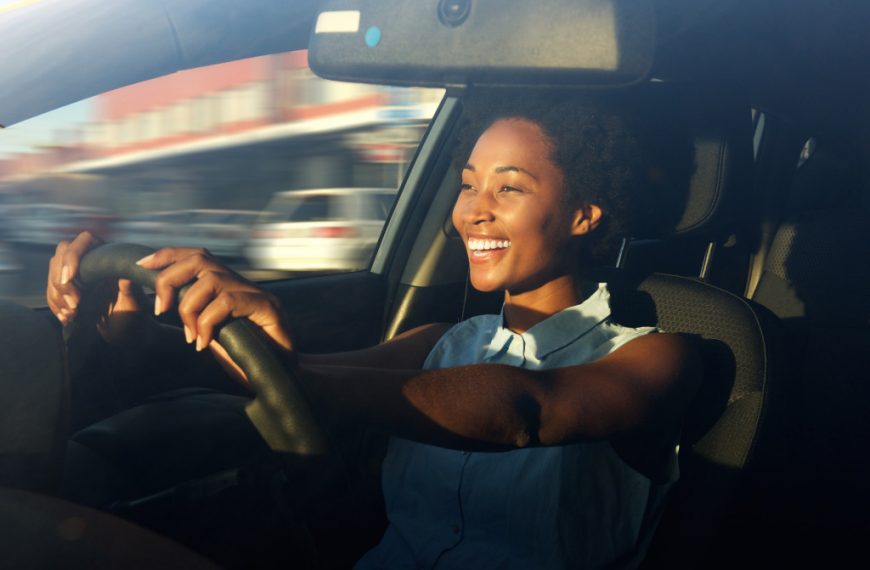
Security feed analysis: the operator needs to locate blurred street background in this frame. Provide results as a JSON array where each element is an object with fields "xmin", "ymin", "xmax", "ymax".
[{"xmin": 0, "ymin": 51, "xmax": 442, "ymax": 306}]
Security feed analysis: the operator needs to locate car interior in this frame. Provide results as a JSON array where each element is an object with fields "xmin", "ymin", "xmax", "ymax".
[{"xmin": 1, "ymin": 0, "xmax": 869, "ymax": 568}]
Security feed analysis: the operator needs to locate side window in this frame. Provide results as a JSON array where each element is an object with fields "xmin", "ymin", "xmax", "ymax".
[
  {"xmin": 0, "ymin": 51, "xmax": 444, "ymax": 305},
  {"xmin": 290, "ymin": 196, "xmax": 332, "ymax": 222}
]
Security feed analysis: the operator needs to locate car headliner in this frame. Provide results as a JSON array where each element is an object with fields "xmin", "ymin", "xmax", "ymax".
[
  {"xmin": 0, "ymin": 0, "xmax": 319, "ymax": 127},
  {"xmin": 1, "ymin": 0, "xmax": 869, "ymax": 146}
]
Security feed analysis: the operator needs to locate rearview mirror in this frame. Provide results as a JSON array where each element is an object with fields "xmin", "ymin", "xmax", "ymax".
[{"xmin": 309, "ymin": 0, "xmax": 656, "ymax": 88}]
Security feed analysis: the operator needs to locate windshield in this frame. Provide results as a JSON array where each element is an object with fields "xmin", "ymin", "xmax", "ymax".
[{"xmin": 0, "ymin": 50, "xmax": 443, "ymax": 302}]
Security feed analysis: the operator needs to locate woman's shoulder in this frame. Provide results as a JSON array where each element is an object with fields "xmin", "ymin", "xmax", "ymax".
[{"xmin": 423, "ymin": 313, "xmax": 503, "ymax": 368}]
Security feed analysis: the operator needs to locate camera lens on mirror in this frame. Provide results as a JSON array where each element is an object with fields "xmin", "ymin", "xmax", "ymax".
[{"xmin": 438, "ymin": 0, "xmax": 470, "ymax": 27}]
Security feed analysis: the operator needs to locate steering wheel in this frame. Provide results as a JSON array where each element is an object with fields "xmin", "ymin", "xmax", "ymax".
[{"xmin": 77, "ymin": 243, "xmax": 328, "ymax": 456}]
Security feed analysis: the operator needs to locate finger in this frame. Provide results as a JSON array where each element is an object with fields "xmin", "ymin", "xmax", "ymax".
[
  {"xmin": 193, "ymin": 290, "xmax": 238, "ymax": 351},
  {"xmin": 151, "ymin": 251, "xmax": 224, "ymax": 316},
  {"xmin": 176, "ymin": 273, "xmax": 222, "ymax": 344},
  {"xmin": 195, "ymin": 291, "xmax": 293, "ymax": 353},
  {"xmin": 47, "ymin": 240, "xmax": 69, "ymax": 311},
  {"xmin": 112, "ymin": 278, "xmax": 144, "ymax": 313},
  {"xmin": 136, "ymin": 247, "xmax": 211, "ymax": 270},
  {"xmin": 47, "ymin": 241, "xmax": 82, "ymax": 322},
  {"xmin": 60, "ymin": 231, "xmax": 103, "ymax": 287},
  {"xmin": 45, "ymin": 287, "xmax": 67, "ymax": 325}
]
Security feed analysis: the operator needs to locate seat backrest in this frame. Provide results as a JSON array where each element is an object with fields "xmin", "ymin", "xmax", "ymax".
[
  {"xmin": 0, "ymin": 302, "xmax": 68, "ymax": 493},
  {"xmin": 590, "ymin": 91, "xmax": 785, "ymax": 567},
  {"xmin": 750, "ymin": 141, "xmax": 870, "ymax": 554},
  {"xmin": 608, "ymin": 274, "xmax": 787, "ymax": 568}
]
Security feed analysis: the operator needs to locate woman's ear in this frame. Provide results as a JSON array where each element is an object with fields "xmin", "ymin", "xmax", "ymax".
[{"xmin": 570, "ymin": 204, "xmax": 603, "ymax": 236}]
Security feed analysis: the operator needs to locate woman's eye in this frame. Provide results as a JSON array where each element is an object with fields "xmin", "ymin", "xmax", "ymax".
[
  {"xmin": 459, "ymin": 183, "xmax": 475, "ymax": 192},
  {"xmin": 500, "ymin": 185, "xmax": 522, "ymax": 193}
]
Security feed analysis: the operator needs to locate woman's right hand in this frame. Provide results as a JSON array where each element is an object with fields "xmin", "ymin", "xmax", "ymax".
[{"xmin": 46, "ymin": 231, "xmax": 146, "ymax": 344}]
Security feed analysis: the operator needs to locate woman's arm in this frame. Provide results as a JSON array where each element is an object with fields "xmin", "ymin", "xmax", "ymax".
[
  {"xmin": 302, "ymin": 332, "xmax": 700, "ymax": 452},
  {"xmin": 135, "ymin": 248, "xmax": 699, "ymax": 460}
]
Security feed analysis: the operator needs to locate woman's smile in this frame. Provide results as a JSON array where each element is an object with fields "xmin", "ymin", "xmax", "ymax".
[{"xmin": 467, "ymin": 236, "xmax": 512, "ymax": 263}]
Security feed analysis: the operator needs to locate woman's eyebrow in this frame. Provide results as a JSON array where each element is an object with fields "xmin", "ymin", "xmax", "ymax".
[
  {"xmin": 495, "ymin": 165, "xmax": 539, "ymax": 181},
  {"xmin": 463, "ymin": 163, "xmax": 539, "ymax": 181}
]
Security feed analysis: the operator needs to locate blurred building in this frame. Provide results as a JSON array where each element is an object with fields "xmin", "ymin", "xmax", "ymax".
[{"xmin": 0, "ymin": 51, "xmax": 441, "ymax": 213}]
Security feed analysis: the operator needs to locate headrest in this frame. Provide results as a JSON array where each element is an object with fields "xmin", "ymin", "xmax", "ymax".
[{"xmin": 628, "ymin": 85, "xmax": 754, "ymax": 240}]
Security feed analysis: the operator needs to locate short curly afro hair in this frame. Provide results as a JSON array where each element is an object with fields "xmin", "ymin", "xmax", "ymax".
[{"xmin": 453, "ymin": 89, "xmax": 693, "ymax": 265}]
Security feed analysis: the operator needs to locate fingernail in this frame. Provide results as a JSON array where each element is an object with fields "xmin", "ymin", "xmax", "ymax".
[
  {"xmin": 136, "ymin": 254, "xmax": 155, "ymax": 266},
  {"xmin": 63, "ymin": 295, "xmax": 78, "ymax": 310},
  {"xmin": 60, "ymin": 265, "xmax": 70, "ymax": 285},
  {"xmin": 154, "ymin": 295, "xmax": 163, "ymax": 316},
  {"xmin": 195, "ymin": 337, "xmax": 205, "ymax": 352},
  {"xmin": 184, "ymin": 325, "xmax": 194, "ymax": 344}
]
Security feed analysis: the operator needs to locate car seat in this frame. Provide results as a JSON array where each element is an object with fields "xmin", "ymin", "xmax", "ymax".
[
  {"xmin": 600, "ymin": 95, "xmax": 790, "ymax": 569},
  {"xmin": 748, "ymin": 140, "xmax": 870, "ymax": 562}
]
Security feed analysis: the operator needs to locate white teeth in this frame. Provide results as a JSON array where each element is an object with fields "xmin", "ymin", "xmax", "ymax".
[{"xmin": 468, "ymin": 238, "xmax": 511, "ymax": 251}]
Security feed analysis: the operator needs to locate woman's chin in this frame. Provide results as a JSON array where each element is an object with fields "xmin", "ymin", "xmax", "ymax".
[{"xmin": 468, "ymin": 273, "xmax": 505, "ymax": 293}]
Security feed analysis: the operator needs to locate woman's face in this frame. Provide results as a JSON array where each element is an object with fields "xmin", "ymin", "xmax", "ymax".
[{"xmin": 452, "ymin": 118, "xmax": 592, "ymax": 293}]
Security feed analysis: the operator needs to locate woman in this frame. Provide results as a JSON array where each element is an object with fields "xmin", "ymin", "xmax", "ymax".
[{"xmin": 47, "ymin": 92, "xmax": 698, "ymax": 569}]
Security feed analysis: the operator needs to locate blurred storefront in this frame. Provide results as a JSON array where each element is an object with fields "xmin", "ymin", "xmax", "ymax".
[{"xmin": 0, "ymin": 51, "xmax": 441, "ymax": 214}]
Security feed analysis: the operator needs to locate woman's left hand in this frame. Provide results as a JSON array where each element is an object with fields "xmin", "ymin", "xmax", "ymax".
[{"xmin": 137, "ymin": 247, "xmax": 295, "ymax": 383}]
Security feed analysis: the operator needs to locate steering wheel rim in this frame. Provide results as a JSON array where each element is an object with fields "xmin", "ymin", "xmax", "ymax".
[{"xmin": 77, "ymin": 243, "xmax": 329, "ymax": 456}]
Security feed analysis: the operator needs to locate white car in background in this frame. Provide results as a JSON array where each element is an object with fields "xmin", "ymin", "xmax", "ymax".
[{"xmin": 245, "ymin": 188, "xmax": 397, "ymax": 272}]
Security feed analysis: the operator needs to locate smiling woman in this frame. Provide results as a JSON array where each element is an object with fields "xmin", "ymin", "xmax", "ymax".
[{"xmin": 51, "ymin": 90, "xmax": 698, "ymax": 570}]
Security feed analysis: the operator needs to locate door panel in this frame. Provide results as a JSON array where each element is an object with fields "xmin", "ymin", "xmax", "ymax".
[{"xmin": 263, "ymin": 270, "xmax": 386, "ymax": 354}]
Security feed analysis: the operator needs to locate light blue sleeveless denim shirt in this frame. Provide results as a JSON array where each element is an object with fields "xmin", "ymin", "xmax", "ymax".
[{"xmin": 356, "ymin": 284, "xmax": 677, "ymax": 570}]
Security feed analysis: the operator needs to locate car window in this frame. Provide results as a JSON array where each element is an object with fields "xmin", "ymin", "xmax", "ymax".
[
  {"xmin": 288, "ymin": 195, "xmax": 333, "ymax": 222},
  {"xmin": 0, "ymin": 51, "xmax": 443, "ymax": 306}
]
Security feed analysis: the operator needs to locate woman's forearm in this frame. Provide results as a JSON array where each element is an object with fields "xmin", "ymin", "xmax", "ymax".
[{"xmin": 300, "ymin": 363, "xmax": 544, "ymax": 451}]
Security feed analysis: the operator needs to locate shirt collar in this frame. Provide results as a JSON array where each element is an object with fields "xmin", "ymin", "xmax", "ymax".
[{"xmin": 482, "ymin": 283, "xmax": 613, "ymax": 363}]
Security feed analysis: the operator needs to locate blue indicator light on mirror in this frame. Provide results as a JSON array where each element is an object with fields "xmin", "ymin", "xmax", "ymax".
[{"xmin": 365, "ymin": 26, "xmax": 381, "ymax": 47}]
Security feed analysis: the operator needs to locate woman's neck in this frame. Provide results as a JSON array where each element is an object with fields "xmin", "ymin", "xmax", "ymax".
[{"xmin": 502, "ymin": 274, "xmax": 591, "ymax": 333}]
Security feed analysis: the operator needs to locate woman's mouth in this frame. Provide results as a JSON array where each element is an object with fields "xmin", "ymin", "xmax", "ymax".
[{"xmin": 467, "ymin": 237, "xmax": 511, "ymax": 262}]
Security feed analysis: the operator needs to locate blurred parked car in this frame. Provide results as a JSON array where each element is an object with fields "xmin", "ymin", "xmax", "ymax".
[
  {"xmin": 115, "ymin": 209, "xmax": 259, "ymax": 259},
  {"xmin": 5, "ymin": 204, "xmax": 114, "ymax": 245},
  {"xmin": 245, "ymin": 188, "xmax": 397, "ymax": 272}
]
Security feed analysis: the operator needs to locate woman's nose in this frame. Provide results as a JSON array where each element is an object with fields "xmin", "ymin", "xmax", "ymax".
[{"xmin": 464, "ymin": 190, "xmax": 496, "ymax": 223}]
